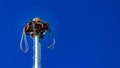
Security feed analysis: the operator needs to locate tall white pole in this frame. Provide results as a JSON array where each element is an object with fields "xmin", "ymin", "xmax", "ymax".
[{"xmin": 34, "ymin": 35, "xmax": 42, "ymax": 68}]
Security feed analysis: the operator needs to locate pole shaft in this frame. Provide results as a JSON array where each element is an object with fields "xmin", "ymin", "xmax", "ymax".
[{"xmin": 34, "ymin": 35, "xmax": 41, "ymax": 68}]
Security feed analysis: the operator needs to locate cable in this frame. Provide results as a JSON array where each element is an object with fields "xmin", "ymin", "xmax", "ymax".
[
  {"xmin": 20, "ymin": 30, "xmax": 29, "ymax": 53},
  {"xmin": 47, "ymin": 29, "xmax": 56, "ymax": 50}
]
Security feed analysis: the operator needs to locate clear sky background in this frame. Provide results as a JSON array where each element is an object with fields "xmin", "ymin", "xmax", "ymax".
[{"xmin": 0, "ymin": 0, "xmax": 120, "ymax": 68}]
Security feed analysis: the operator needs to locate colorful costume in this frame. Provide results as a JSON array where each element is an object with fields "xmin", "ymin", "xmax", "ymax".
[{"xmin": 24, "ymin": 17, "xmax": 49, "ymax": 38}]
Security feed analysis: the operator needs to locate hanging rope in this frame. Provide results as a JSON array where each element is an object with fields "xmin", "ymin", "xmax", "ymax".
[
  {"xmin": 47, "ymin": 29, "xmax": 56, "ymax": 50},
  {"xmin": 20, "ymin": 30, "xmax": 29, "ymax": 53}
]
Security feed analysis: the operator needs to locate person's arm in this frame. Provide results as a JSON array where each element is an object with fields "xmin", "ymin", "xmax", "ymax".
[
  {"xmin": 43, "ymin": 23, "xmax": 49, "ymax": 30},
  {"xmin": 23, "ymin": 24, "xmax": 28, "ymax": 35},
  {"xmin": 24, "ymin": 19, "xmax": 33, "ymax": 34},
  {"xmin": 23, "ymin": 23, "xmax": 31, "ymax": 35}
]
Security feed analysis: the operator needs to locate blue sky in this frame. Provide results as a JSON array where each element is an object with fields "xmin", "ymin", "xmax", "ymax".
[{"xmin": 0, "ymin": 0, "xmax": 120, "ymax": 68}]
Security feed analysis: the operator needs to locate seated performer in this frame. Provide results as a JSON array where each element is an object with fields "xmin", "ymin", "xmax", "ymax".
[{"xmin": 24, "ymin": 17, "xmax": 49, "ymax": 38}]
